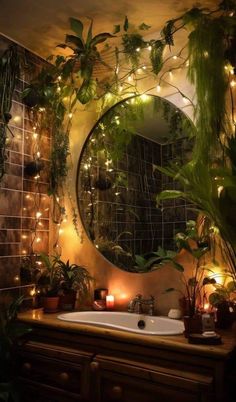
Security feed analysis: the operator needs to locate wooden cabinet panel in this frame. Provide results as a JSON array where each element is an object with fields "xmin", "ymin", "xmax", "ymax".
[{"xmin": 90, "ymin": 356, "xmax": 213, "ymax": 402}]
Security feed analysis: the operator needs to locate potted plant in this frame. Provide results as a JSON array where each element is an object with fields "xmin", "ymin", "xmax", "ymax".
[
  {"xmin": 135, "ymin": 220, "xmax": 212, "ymax": 336},
  {"xmin": 208, "ymin": 275, "xmax": 236, "ymax": 328},
  {"xmin": 38, "ymin": 254, "xmax": 61, "ymax": 313},
  {"xmin": 55, "ymin": 257, "xmax": 93, "ymax": 310}
]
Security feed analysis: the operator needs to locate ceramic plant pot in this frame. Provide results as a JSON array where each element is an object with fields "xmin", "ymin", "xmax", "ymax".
[
  {"xmin": 42, "ymin": 296, "xmax": 60, "ymax": 313},
  {"xmin": 183, "ymin": 314, "xmax": 202, "ymax": 338},
  {"xmin": 59, "ymin": 290, "xmax": 77, "ymax": 311}
]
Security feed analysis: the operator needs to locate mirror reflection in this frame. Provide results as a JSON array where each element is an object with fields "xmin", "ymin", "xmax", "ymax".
[{"xmin": 77, "ymin": 95, "xmax": 195, "ymax": 272}]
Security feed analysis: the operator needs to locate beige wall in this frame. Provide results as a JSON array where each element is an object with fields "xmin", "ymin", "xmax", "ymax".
[{"xmin": 60, "ymin": 64, "xmax": 195, "ymax": 315}]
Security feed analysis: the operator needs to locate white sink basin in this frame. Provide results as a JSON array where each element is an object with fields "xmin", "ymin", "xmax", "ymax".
[{"xmin": 57, "ymin": 311, "xmax": 184, "ymax": 335}]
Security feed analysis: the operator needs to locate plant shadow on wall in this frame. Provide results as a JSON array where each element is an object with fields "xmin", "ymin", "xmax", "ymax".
[{"xmin": 1, "ymin": 1, "xmax": 235, "ymax": 280}]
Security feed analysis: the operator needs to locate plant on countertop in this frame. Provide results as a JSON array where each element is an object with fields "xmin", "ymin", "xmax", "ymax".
[
  {"xmin": 37, "ymin": 253, "xmax": 61, "ymax": 297},
  {"xmin": 0, "ymin": 296, "xmax": 31, "ymax": 402},
  {"xmin": 55, "ymin": 256, "xmax": 93, "ymax": 298}
]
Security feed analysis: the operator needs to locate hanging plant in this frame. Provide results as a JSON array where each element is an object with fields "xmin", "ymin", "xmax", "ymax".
[{"xmin": 0, "ymin": 45, "xmax": 20, "ymax": 180}]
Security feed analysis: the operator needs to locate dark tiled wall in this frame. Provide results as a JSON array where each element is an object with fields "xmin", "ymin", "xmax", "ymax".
[
  {"xmin": 0, "ymin": 34, "xmax": 50, "ymax": 294},
  {"xmin": 80, "ymin": 133, "xmax": 195, "ymax": 256}
]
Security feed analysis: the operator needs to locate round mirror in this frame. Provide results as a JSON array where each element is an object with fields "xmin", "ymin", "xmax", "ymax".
[{"xmin": 76, "ymin": 95, "xmax": 195, "ymax": 272}]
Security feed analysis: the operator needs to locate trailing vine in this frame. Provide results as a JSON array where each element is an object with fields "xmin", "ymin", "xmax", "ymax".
[{"xmin": 0, "ymin": 45, "xmax": 20, "ymax": 181}]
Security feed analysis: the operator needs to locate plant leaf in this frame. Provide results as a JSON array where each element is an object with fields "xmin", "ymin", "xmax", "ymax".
[
  {"xmin": 65, "ymin": 34, "xmax": 84, "ymax": 50},
  {"xmin": 90, "ymin": 33, "xmax": 115, "ymax": 48},
  {"xmin": 69, "ymin": 17, "xmax": 84, "ymax": 40},
  {"xmin": 86, "ymin": 19, "xmax": 93, "ymax": 45},
  {"xmin": 113, "ymin": 25, "xmax": 121, "ymax": 34},
  {"xmin": 139, "ymin": 23, "xmax": 151, "ymax": 30},
  {"xmin": 150, "ymin": 40, "xmax": 165, "ymax": 75},
  {"xmin": 156, "ymin": 190, "xmax": 185, "ymax": 205},
  {"xmin": 77, "ymin": 79, "xmax": 97, "ymax": 104},
  {"xmin": 124, "ymin": 16, "xmax": 129, "ymax": 32}
]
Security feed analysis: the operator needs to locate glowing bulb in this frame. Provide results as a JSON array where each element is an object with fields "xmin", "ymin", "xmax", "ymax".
[
  {"xmin": 33, "ymin": 133, "xmax": 38, "ymax": 139},
  {"xmin": 148, "ymin": 45, "xmax": 152, "ymax": 51},
  {"xmin": 36, "ymin": 212, "xmax": 42, "ymax": 219},
  {"xmin": 137, "ymin": 68, "xmax": 142, "ymax": 74},
  {"xmin": 36, "ymin": 151, "xmax": 41, "ymax": 158},
  {"xmin": 36, "ymin": 261, "xmax": 42, "ymax": 265},
  {"xmin": 59, "ymin": 228, "xmax": 64, "ymax": 235},
  {"xmin": 173, "ymin": 55, "xmax": 178, "ymax": 60},
  {"xmin": 58, "ymin": 75, "xmax": 62, "ymax": 81},
  {"xmin": 22, "ymin": 235, "xmax": 27, "ymax": 239},
  {"xmin": 14, "ymin": 275, "xmax": 20, "ymax": 282},
  {"xmin": 22, "ymin": 249, "xmax": 27, "ymax": 255},
  {"xmin": 39, "ymin": 107, "xmax": 45, "ymax": 112},
  {"xmin": 36, "ymin": 237, "xmax": 41, "ymax": 243},
  {"xmin": 13, "ymin": 116, "xmax": 21, "ymax": 123},
  {"xmin": 136, "ymin": 47, "xmax": 140, "ymax": 52},
  {"xmin": 156, "ymin": 84, "xmax": 161, "ymax": 93},
  {"xmin": 141, "ymin": 94, "xmax": 148, "ymax": 101},
  {"xmin": 142, "ymin": 65, "xmax": 147, "ymax": 70},
  {"xmin": 57, "ymin": 86, "xmax": 61, "ymax": 93},
  {"xmin": 182, "ymin": 96, "xmax": 189, "ymax": 104},
  {"xmin": 217, "ymin": 186, "xmax": 224, "ymax": 197},
  {"xmin": 203, "ymin": 51, "xmax": 209, "ymax": 58},
  {"xmin": 128, "ymin": 75, "xmax": 133, "ymax": 82},
  {"xmin": 68, "ymin": 112, "xmax": 73, "ymax": 119},
  {"xmin": 34, "ymin": 174, "xmax": 40, "ymax": 180},
  {"xmin": 230, "ymin": 80, "xmax": 236, "ymax": 87},
  {"xmin": 30, "ymin": 288, "xmax": 36, "ymax": 296},
  {"xmin": 25, "ymin": 194, "xmax": 31, "ymax": 200}
]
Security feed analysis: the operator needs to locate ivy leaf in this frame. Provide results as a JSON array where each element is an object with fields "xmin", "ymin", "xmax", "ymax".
[
  {"xmin": 161, "ymin": 20, "xmax": 175, "ymax": 46},
  {"xmin": 124, "ymin": 16, "xmax": 129, "ymax": 32},
  {"xmin": 139, "ymin": 22, "xmax": 151, "ymax": 30},
  {"xmin": 90, "ymin": 33, "xmax": 115, "ymax": 48},
  {"xmin": 113, "ymin": 25, "xmax": 121, "ymax": 34},
  {"xmin": 69, "ymin": 17, "xmax": 84, "ymax": 40},
  {"xmin": 77, "ymin": 78, "xmax": 97, "ymax": 104},
  {"xmin": 150, "ymin": 40, "xmax": 165, "ymax": 75}
]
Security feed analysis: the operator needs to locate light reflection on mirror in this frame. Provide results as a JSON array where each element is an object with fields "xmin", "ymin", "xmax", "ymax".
[{"xmin": 76, "ymin": 95, "xmax": 195, "ymax": 273}]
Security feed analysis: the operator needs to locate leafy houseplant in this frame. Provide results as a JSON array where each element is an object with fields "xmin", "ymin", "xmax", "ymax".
[
  {"xmin": 0, "ymin": 296, "xmax": 31, "ymax": 402},
  {"xmin": 209, "ymin": 275, "xmax": 236, "ymax": 328},
  {"xmin": 38, "ymin": 254, "xmax": 61, "ymax": 312},
  {"xmin": 55, "ymin": 257, "xmax": 94, "ymax": 310}
]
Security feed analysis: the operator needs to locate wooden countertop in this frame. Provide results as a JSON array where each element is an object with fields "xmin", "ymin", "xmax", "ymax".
[{"xmin": 18, "ymin": 309, "xmax": 236, "ymax": 359}]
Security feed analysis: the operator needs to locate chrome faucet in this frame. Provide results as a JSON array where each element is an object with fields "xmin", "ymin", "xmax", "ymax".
[{"xmin": 127, "ymin": 294, "xmax": 155, "ymax": 315}]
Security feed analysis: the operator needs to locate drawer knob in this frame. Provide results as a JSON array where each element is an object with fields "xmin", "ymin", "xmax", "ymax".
[
  {"xmin": 111, "ymin": 385, "xmax": 123, "ymax": 400},
  {"xmin": 22, "ymin": 362, "xmax": 31, "ymax": 372},
  {"xmin": 90, "ymin": 361, "xmax": 99, "ymax": 372},
  {"xmin": 59, "ymin": 372, "xmax": 69, "ymax": 382}
]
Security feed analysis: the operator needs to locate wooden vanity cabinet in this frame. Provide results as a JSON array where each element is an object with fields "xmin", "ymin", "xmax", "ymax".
[{"xmin": 16, "ymin": 315, "xmax": 233, "ymax": 402}]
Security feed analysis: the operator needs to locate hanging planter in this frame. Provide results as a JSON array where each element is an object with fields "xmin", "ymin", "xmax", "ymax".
[{"xmin": 24, "ymin": 160, "xmax": 44, "ymax": 176}]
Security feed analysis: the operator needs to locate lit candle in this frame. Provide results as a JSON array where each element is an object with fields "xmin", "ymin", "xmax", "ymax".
[{"xmin": 106, "ymin": 295, "xmax": 115, "ymax": 310}]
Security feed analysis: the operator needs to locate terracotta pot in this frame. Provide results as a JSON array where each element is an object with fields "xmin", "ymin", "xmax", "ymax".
[
  {"xmin": 41, "ymin": 296, "xmax": 59, "ymax": 313},
  {"xmin": 183, "ymin": 314, "xmax": 202, "ymax": 338},
  {"xmin": 59, "ymin": 291, "xmax": 77, "ymax": 311}
]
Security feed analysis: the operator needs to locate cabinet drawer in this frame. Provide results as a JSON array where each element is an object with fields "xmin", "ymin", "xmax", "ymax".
[
  {"xmin": 19, "ymin": 354, "xmax": 83, "ymax": 393},
  {"xmin": 91, "ymin": 356, "xmax": 213, "ymax": 402}
]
